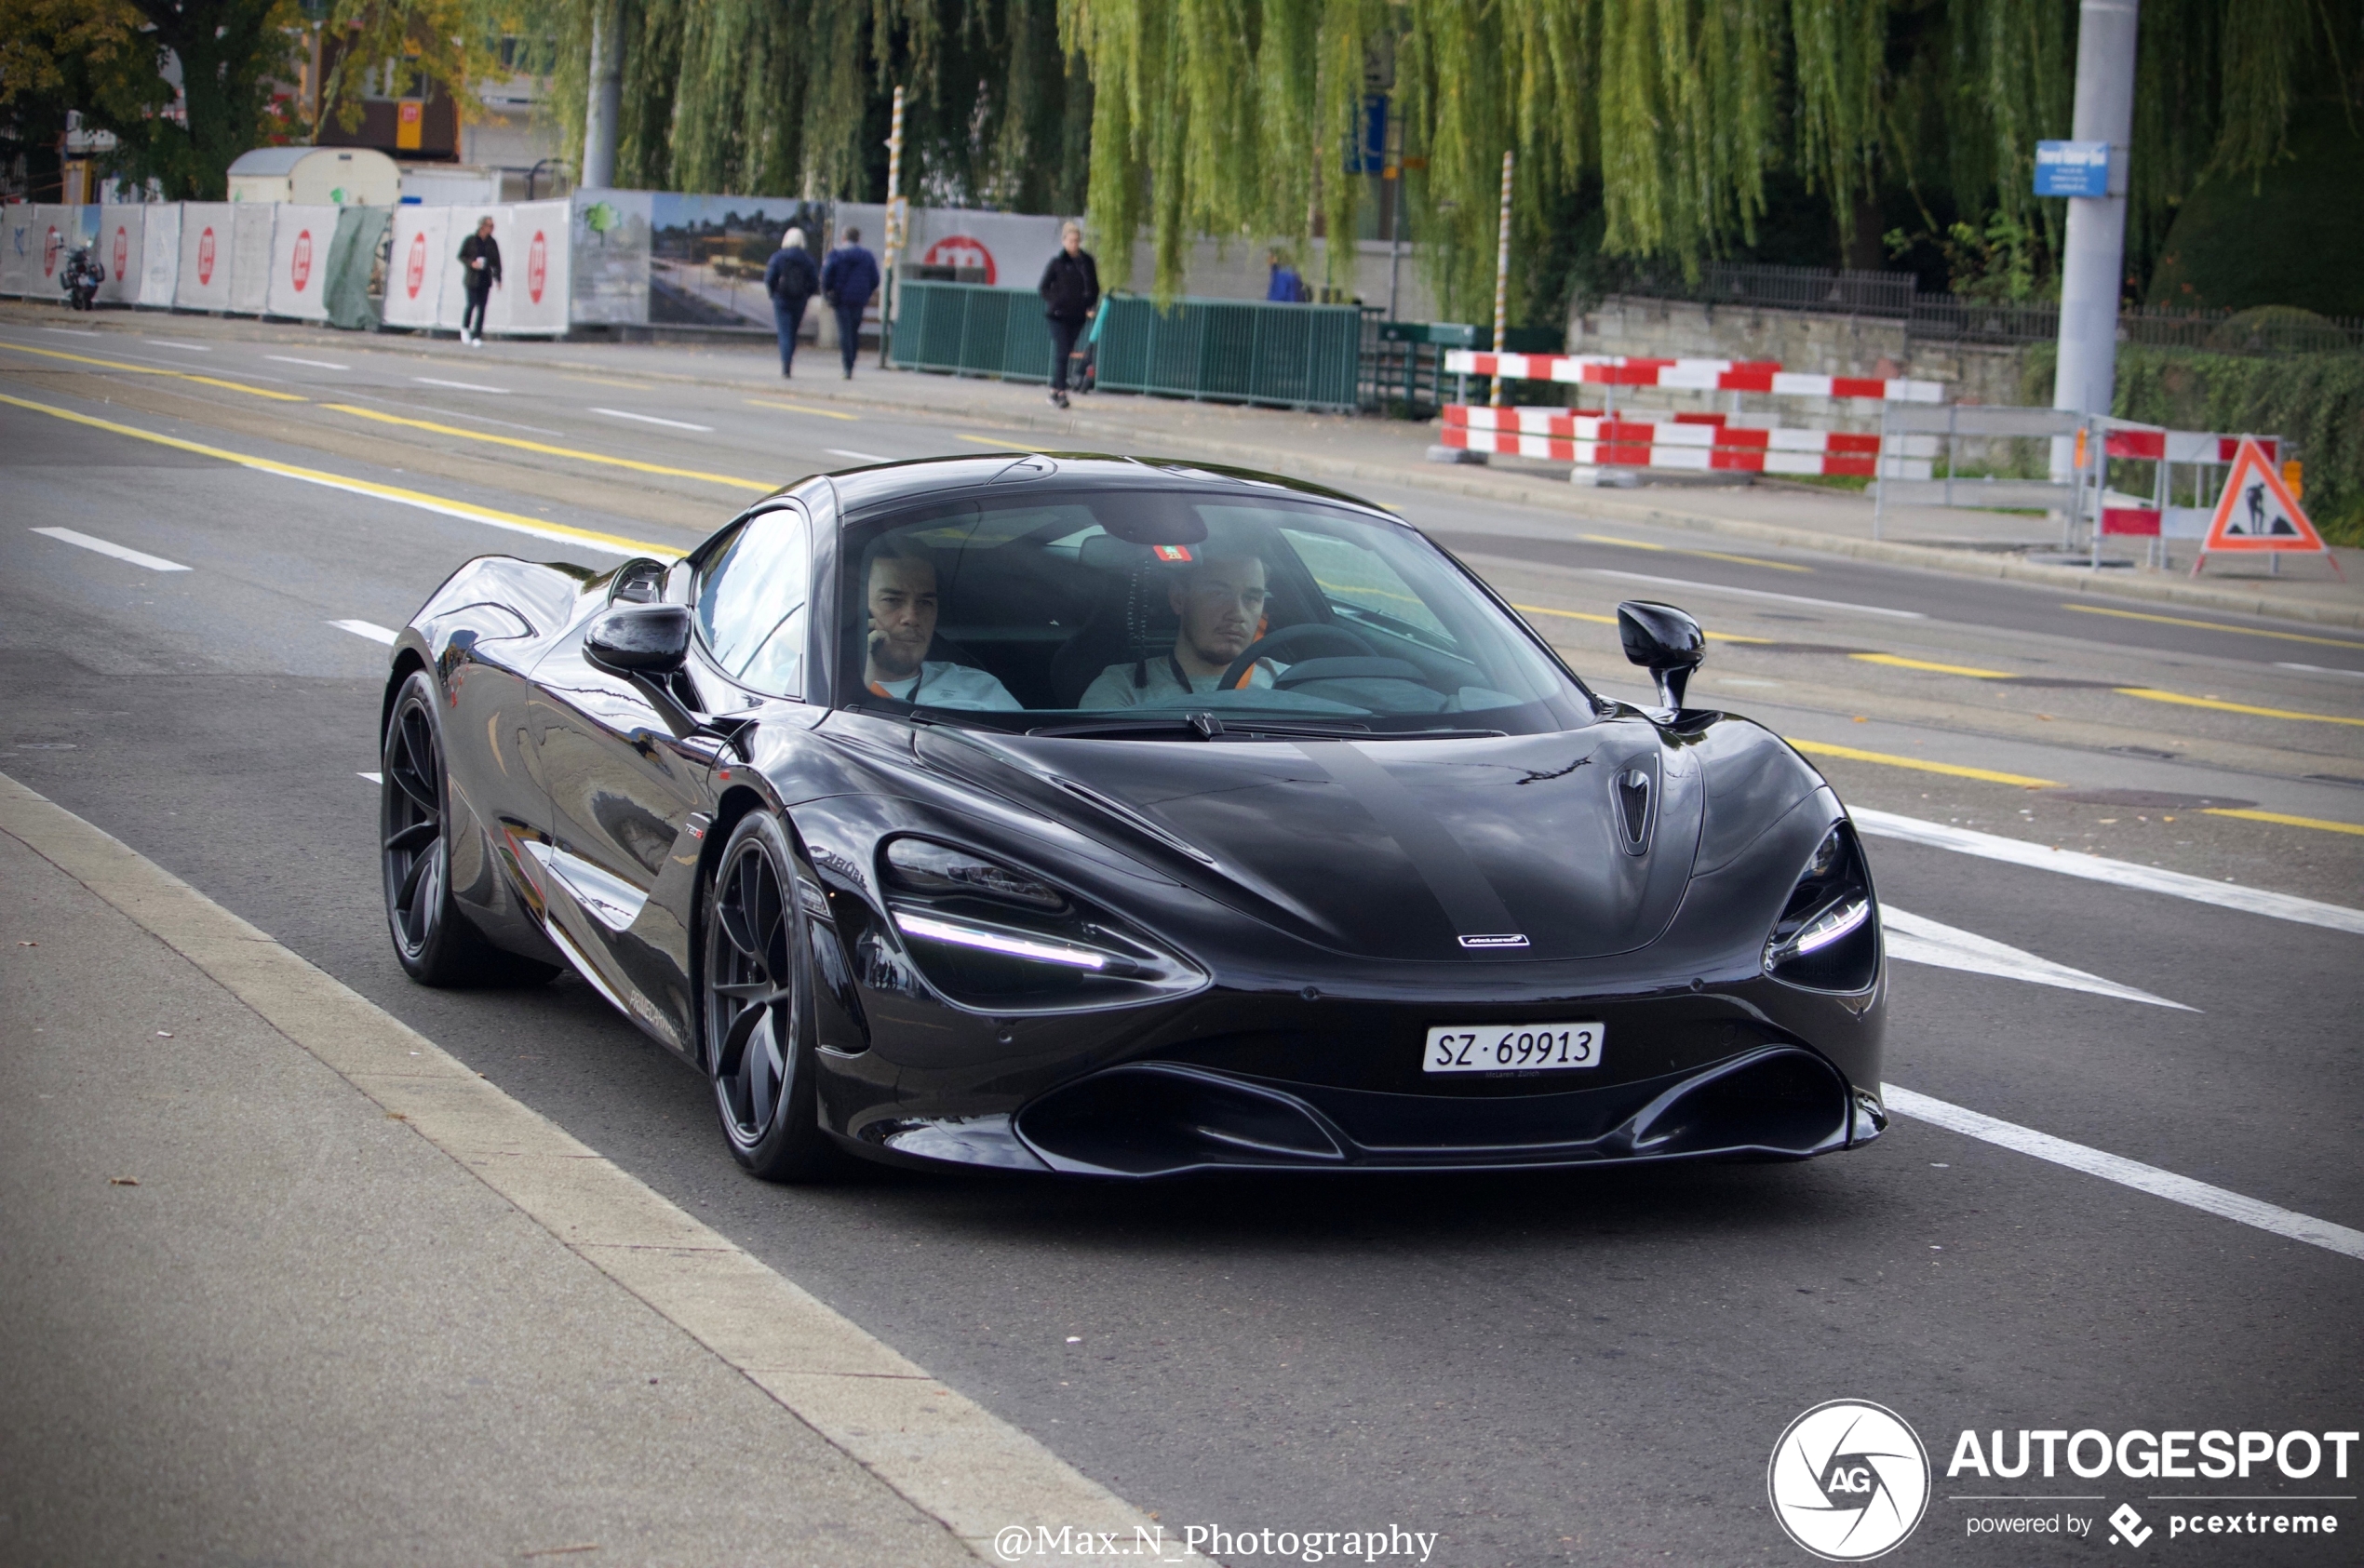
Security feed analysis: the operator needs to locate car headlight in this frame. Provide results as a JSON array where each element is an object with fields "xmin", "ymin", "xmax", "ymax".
[
  {"xmin": 874, "ymin": 836, "xmax": 1204, "ymax": 1012},
  {"xmin": 1762, "ymin": 822, "xmax": 1879, "ymax": 991}
]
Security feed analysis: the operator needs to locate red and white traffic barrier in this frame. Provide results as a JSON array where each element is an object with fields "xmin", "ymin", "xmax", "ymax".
[
  {"xmin": 2093, "ymin": 422, "xmax": 2288, "ymax": 539},
  {"xmin": 1440, "ymin": 405, "xmax": 1932, "ymax": 478},
  {"xmin": 1442, "ymin": 350, "xmax": 1944, "ymax": 402}
]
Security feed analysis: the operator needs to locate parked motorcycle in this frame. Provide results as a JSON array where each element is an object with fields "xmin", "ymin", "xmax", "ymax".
[{"xmin": 61, "ymin": 247, "xmax": 105, "ymax": 311}]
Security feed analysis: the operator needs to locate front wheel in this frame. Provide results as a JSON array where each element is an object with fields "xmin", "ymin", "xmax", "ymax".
[{"xmin": 702, "ymin": 811, "xmax": 839, "ymax": 1182}]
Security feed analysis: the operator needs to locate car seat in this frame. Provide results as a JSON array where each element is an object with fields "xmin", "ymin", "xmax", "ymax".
[{"xmin": 1044, "ymin": 534, "xmax": 1181, "ymax": 708}]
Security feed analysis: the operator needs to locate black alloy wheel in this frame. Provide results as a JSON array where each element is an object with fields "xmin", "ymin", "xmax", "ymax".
[
  {"xmin": 381, "ymin": 670, "xmax": 552, "ymax": 987},
  {"xmin": 703, "ymin": 812, "xmax": 835, "ymax": 1181}
]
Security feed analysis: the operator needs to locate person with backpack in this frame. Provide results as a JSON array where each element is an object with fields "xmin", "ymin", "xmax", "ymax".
[
  {"xmin": 1037, "ymin": 221, "xmax": 1100, "ymax": 409},
  {"xmin": 764, "ymin": 228, "xmax": 821, "ymax": 378},
  {"xmin": 820, "ymin": 227, "xmax": 881, "ymax": 380},
  {"xmin": 456, "ymin": 217, "xmax": 502, "ymax": 344}
]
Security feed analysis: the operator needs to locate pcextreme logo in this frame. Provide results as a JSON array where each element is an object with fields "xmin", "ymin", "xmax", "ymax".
[{"xmin": 1769, "ymin": 1400, "xmax": 1933, "ymax": 1561}]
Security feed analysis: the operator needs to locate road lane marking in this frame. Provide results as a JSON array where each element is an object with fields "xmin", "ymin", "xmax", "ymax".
[
  {"xmin": 591, "ymin": 406, "xmax": 716, "ymax": 433},
  {"xmin": 2063, "ymin": 601, "xmax": 2364, "ymax": 650},
  {"xmin": 413, "ymin": 376, "xmax": 509, "ymax": 394},
  {"xmin": 144, "ymin": 340, "xmax": 213, "ymax": 352},
  {"xmin": 1789, "ymin": 739, "xmax": 2059, "ymax": 787},
  {"xmin": 0, "ymin": 340, "xmax": 305, "ymax": 400},
  {"xmin": 1511, "ymin": 602, "xmax": 1767, "ymax": 644},
  {"xmin": 323, "ymin": 404, "xmax": 774, "ymax": 491},
  {"xmin": 0, "ymin": 393, "xmax": 678, "ymax": 561},
  {"xmin": 563, "ymin": 374, "xmax": 660, "ymax": 391},
  {"xmin": 358, "ymin": 771, "xmax": 383, "ymax": 784},
  {"xmin": 267, "ymin": 355, "xmax": 351, "ymax": 370},
  {"xmin": 1883, "ymin": 1086, "xmax": 2364, "ymax": 1263},
  {"xmin": 2277, "ymin": 662, "xmax": 2364, "ymax": 679},
  {"xmin": 1850, "ymin": 805, "xmax": 2364, "ymax": 935},
  {"xmin": 329, "ymin": 619, "xmax": 400, "ymax": 645},
  {"xmin": 30, "ymin": 527, "xmax": 191, "ymax": 573},
  {"xmin": 1882, "ymin": 907, "xmax": 2193, "ymax": 1010},
  {"xmin": 2116, "ymin": 687, "xmax": 2364, "ymax": 728},
  {"xmin": 1578, "ymin": 531, "xmax": 1813, "ymax": 572},
  {"xmin": 1849, "ymin": 652, "xmax": 2015, "ymax": 677},
  {"xmin": 745, "ymin": 397, "xmax": 860, "ymax": 421},
  {"xmin": 40, "ymin": 328, "xmax": 101, "ymax": 336},
  {"xmin": 0, "ymin": 771, "xmax": 1201, "ymax": 1561},
  {"xmin": 1579, "ymin": 568, "xmax": 1927, "ymax": 619},
  {"xmin": 828, "ymin": 448, "xmax": 891, "ymax": 463},
  {"xmin": 2201, "ymin": 807, "xmax": 2364, "ymax": 838},
  {"xmin": 958, "ymin": 434, "xmax": 1047, "ymax": 451}
]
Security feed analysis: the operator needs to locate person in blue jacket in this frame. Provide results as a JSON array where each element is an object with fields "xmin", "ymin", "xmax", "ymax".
[
  {"xmin": 762, "ymin": 228, "xmax": 820, "ymax": 378},
  {"xmin": 820, "ymin": 228, "xmax": 881, "ymax": 380},
  {"xmin": 1266, "ymin": 248, "xmax": 1310, "ymax": 303}
]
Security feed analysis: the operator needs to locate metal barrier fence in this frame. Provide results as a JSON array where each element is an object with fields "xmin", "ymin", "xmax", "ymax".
[{"xmin": 892, "ymin": 281, "xmax": 1057, "ymax": 382}]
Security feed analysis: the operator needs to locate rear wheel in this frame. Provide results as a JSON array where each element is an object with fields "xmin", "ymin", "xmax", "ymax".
[
  {"xmin": 703, "ymin": 811, "xmax": 838, "ymax": 1182},
  {"xmin": 381, "ymin": 670, "xmax": 554, "ymax": 987}
]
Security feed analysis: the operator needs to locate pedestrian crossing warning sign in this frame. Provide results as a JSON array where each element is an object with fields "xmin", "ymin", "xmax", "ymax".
[{"xmin": 2194, "ymin": 438, "xmax": 2342, "ymax": 578}]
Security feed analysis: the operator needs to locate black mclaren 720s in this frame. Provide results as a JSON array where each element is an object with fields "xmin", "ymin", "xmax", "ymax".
[{"xmin": 378, "ymin": 453, "xmax": 1886, "ymax": 1181}]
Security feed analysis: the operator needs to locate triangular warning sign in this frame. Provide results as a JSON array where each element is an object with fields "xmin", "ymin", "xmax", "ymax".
[{"xmin": 2199, "ymin": 439, "xmax": 2322, "ymax": 553}]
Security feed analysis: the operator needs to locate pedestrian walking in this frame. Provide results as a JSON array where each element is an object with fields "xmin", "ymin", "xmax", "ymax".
[
  {"xmin": 764, "ymin": 227, "xmax": 820, "ymax": 378},
  {"xmin": 1037, "ymin": 221, "xmax": 1100, "ymax": 409},
  {"xmin": 1265, "ymin": 248, "xmax": 1309, "ymax": 303},
  {"xmin": 820, "ymin": 227, "xmax": 881, "ymax": 380},
  {"xmin": 457, "ymin": 216, "xmax": 502, "ymax": 344}
]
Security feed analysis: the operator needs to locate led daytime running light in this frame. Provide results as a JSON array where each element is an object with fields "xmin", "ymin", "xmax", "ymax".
[
  {"xmin": 1771, "ymin": 895, "xmax": 1871, "ymax": 963},
  {"xmin": 893, "ymin": 910, "xmax": 1109, "ymax": 971}
]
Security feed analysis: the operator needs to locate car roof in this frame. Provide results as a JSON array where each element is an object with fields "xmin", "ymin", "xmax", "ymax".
[{"xmin": 818, "ymin": 452, "xmax": 1396, "ymax": 526}]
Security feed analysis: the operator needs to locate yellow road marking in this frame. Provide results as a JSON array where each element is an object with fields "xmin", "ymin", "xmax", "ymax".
[
  {"xmin": 1578, "ymin": 532, "xmax": 1812, "ymax": 572},
  {"xmin": 2116, "ymin": 688, "xmax": 2364, "ymax": 728},
  {"xmin": 2202, "ymin": 808, "xmax": 2364, "ymax": 838},
  {"xmin": 561, "ymin": 374, "xmax": 660, "ymax": 391},
  {"xmin": 0, "ymin": 392, "xmax": 678, "ymax": 559},
  {"xmin": 958, "ymin": 433, "xmax": 1048, "ymax": 451},
  {"xmin": 1512, "ymin": 602, "xmax": 1766, "ymax": 643},
  {"xmin": 0, "ymin": 339, "xmax": 306, "ymax": 401},
  {"xmin": 745, "ymin": 397, "xmax": 860, "ymax": 422},
  {"xmin": 1785, "ymin": 738, "xmax": 2059, "ymax": 787},
  {"xmin": 1850, "ymin": 652, "xmax": 2017, "ymax": 678},
  {"xmin": 2062, "ymin": 602, "xmax": 2364, "ymax": 650},
  {"xmin": 324, "ymin": 403, "xmax": 776, "ymax": 491}
]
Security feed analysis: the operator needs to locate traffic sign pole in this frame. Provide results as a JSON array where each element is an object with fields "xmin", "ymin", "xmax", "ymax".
[{"xmin": 2050, "ymin": 0, "xmax": 2141, "ymax": 491}]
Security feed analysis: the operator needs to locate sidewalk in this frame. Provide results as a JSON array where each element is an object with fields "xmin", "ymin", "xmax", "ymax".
[{"xmin": 0, "ymin": 777, "xmax": 1173, "ymax": 1567}]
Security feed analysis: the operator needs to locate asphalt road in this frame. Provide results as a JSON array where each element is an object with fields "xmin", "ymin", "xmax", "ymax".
[{"xmin": 5, "ymin": 317, "xmax": 2360, "ymax": 1566}]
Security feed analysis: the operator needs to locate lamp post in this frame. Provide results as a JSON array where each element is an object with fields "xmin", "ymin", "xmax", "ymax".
[
  {"xmin": 879, "ymin": 85, "xmax": 906, "ymax": 369},
  {"xmin": 2049, "ymin": 0, "xmax": 2140, "ymax": 477},
  {"xmin": 1489, "ymin": 149, "xmax": 1513, "ymax": 408}
]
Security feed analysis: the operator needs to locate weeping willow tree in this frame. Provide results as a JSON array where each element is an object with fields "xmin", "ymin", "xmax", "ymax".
[{"xmin": 1058, "ymin": 0, "xmax": 2353, "ymax": 317}]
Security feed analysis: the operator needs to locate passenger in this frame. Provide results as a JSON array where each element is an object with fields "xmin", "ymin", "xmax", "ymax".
[
  {"xmin": 862, "ymin": 544, "xmax": 1020, "ymax": 710},
  {"xmin": 1080, "ymin": 549, "xmax": 1289, "ymax": 708}
]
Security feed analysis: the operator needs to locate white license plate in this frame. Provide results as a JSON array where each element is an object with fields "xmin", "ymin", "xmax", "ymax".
[{"xmin": 1423, "ymin": 1023, "xmax": 1604, "ymax": 1074}]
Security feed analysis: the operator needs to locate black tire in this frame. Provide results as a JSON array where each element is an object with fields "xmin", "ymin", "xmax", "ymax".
[
  {"xmin": 702, "ymin": 811, "xmax": 839, "ymax": 1182},
  {"xmin": 381, "ymin": 670, "xmax": 557, "ymax": 987}
]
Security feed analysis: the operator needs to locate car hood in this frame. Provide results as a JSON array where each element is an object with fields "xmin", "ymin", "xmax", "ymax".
[{"xmin": 916, "ymin": 720, "xmax": 1704, "ymax": 961}]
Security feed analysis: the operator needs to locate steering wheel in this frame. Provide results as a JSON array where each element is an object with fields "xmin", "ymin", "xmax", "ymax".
[{"xmin": 1217, "ymin": 623, "xmax": 1375, "ymax": 690}]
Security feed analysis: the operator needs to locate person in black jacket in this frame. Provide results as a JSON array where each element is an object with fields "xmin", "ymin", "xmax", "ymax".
[
  {"xmin": 1037, "ymin": 222, "xmax": 1099, "ymax": 408},
  {"xmin": 763, "ymin": 227, "xmax": 820, "ymax": 377},
  {"xmin": 456, "ymin": 217, "xmax": 501, "ymax": 345},
  {"xmin": 819, "ymin": 228, "xmax": 881, "ymax": 379}
]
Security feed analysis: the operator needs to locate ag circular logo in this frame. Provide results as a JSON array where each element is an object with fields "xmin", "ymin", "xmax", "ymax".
[{"xmin": 1767, "ymin": 1400, "xmax": 1929, "ymax": 1561}]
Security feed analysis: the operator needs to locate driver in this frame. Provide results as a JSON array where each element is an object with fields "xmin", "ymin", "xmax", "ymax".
[
  {"xmin": 862, "ymin": 543, "xmax": 1020, "ymax": 710},
  {"xmin": 1080, "ymin": 548, "xmax": 1290, "ymax": 708}
]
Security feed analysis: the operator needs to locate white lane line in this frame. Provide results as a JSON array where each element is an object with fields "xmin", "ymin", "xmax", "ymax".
[
  {"xmin": 1882, "ymin": 906, "xmax": 2194, "ymax": 1010},
  {"xmin": 828, "ymin": 448, "xmax": 891, "ymax": 462},
  {"xmin": 2277, "ymin": 662, "xmax": 2364, "ymax": 679},
  {"xmin": 1852, "ymin": 807, "xmax": 2364, "ymax": 936},
  {"xmin": 1580, "ymin": 568, "xmax": 1927, "ymax": 619},
  {"xmin": 40, "ymin": 328, "xmax": 101, "ymax": 336},
  {"xmin": 328, "ymin": 619, "xmax": 399, "ymax": 645},
  {"xmin": 267, "ymin": 355, "xmax": 351, "ymax": 371},
  {"xmin": 30, "ymin": 527, "xmax": 191, "ymax": 572},
  {"xmin": 343, "ymin": 391, "xmax": 571, "ymax": 438},
  {"xmin": 358, "ymin": 771, "xmax": 383, "ymax": 784},
  {"xmin": 145, "ymin": 340, "xmax": 213, "ymax": 352},
  {"xmin": 1885, "ymin": 1085, "xmax": 2364, "ymax": 1263},
  {"xmin": 413, "ymin": 376, "xmax": 509, "ymax": 394},
  {"xmin": 592, "ymin": 407, "xmax": 715, "ymax": 432}
]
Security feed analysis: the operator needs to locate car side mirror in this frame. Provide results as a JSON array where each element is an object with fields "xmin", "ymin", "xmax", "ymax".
[
  {"xmin": 585, "ymin": 603, "xmax": 692, "ymax": 677},
  {"xmin": 1616, "ymin": 600, "xmax": 1705, "ymax": 711}
]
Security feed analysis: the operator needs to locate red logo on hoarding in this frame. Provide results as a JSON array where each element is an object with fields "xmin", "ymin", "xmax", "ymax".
[
  {"xmin": 921, "ymin": 235, "xmax": 997, "ymax": 284},
  {"xmin": 405, "ymin": 230, "xmax": 427, "ymax": 298},
  {"xmin": 197, "ymin": 226, "xmax": 217, "ymax": 286},
  {"xmin": 528, "ymin": 230, "xmax": 547, "ymax": 303},
  {"xmin": 113, "ymin": 226, "xmax": 129, "ymax": 279},
  {"xmin": 43, "ymin": 226, "xmax": 61, "ymax": 277},
  {"xmin": 290, "ymin": 229, "xmax": 313, "ymax": 291}
]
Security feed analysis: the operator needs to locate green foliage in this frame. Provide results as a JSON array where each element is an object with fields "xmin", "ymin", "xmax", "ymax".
[
  {"xmin": 2144, "ymin": 99, "xmax": 2364, "ymax": 317},
  {"xmin": 2027, "ymin": 340, "xmax": 2364, "ymax": 545},
  {"xmin": 1887, "ymin": 210, "xmax": 2055, "ymax": 302}
]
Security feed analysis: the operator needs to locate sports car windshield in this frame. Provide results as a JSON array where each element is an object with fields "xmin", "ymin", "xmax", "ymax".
[{"xmin": 826, "ymin": 488, "xmax": 1598, "ymax": 736}]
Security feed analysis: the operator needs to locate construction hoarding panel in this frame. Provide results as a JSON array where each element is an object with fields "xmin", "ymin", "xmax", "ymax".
[
  {"xmin": 228, "ymin": 204, "xmax": 275, "ymax": 314},
  {"xmin": 382, "ymin": 205, "xmax": 452, "ymax": 328},
  {"xmin": 175, "ymin": 204, "xmax": 236, "ymax": 310},
  {"xmin": 265, "ymin": 206, "xmax": 340, "ymax": 320}
]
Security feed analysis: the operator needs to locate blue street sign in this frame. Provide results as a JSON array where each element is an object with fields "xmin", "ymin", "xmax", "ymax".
[
  {"xmin": 2034, "ymin": 140, "xmax": 2111, "ymax": 197},
  {"xmin": 1347, "ymin": 95, "xmax": 1388, "ymax": 175}
]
